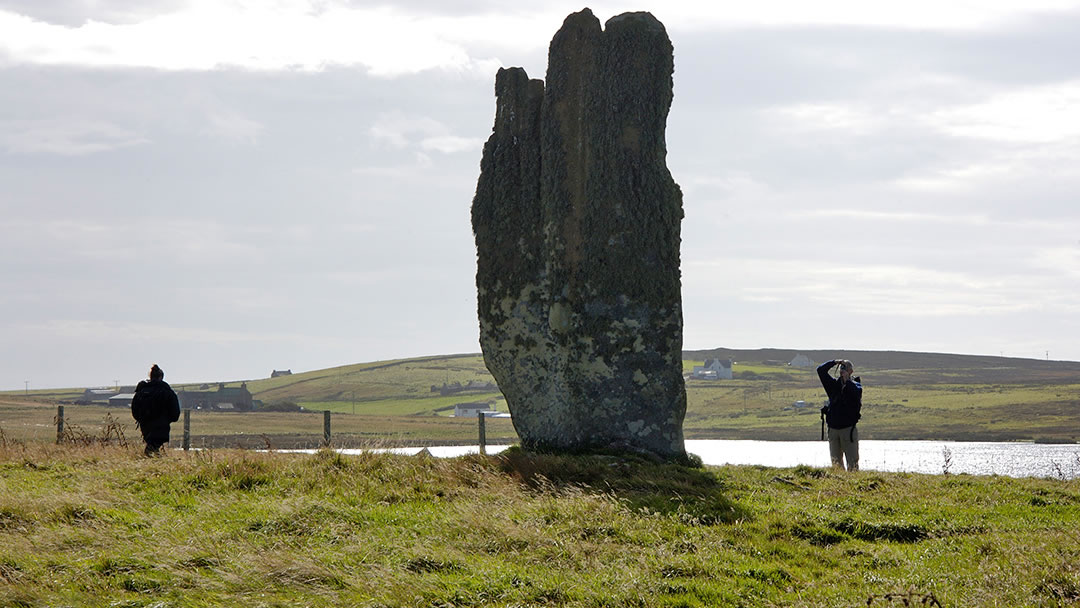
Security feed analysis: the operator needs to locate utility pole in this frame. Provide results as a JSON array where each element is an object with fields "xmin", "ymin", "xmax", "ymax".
[{"xmin": 24, "ymin": 380, "xmax": 29, "ymax": 395}]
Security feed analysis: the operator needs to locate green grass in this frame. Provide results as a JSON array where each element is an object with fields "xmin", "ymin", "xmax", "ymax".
[
  {"xmin": 0, "ymin": 446, "xmax": 1078, "ymax": 606},
  {"xmin": 300, "ymin": 393, "xmax": 507, "ymax": 417}
]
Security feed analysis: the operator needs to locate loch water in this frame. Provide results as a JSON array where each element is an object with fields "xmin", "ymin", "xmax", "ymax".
[{"xmin": 321, "ymin": 439, "xmax": 1080, "ymax": 479}]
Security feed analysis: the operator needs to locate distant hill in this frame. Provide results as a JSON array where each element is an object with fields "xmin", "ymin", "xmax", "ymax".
[
  {"xmin": 4, "ymin": 348, "xmax": 1077, "ymax": 443},
  {"xmin": 241, "ymin": 348, "xmax": 1080, "ymax": 405},
  {"xmin": 684, "ymin": 347, "xmax": 1080, "ymax": 370},
  {"xmin": 684, "ymin": 348, "xmax": 1080, "ymax": 384},
  {"xmin": 241, "ymin": 353, "xmax": 496, "ymax": 406},
  {"xmin": 7, "ymin": 348, "xmax": 1078, "ymax": 401}
]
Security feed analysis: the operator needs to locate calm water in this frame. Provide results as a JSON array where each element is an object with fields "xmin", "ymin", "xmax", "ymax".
[
  {"xmin": 316, "ymin": 440, "xmax": 1080, "ymax": 479},
  {"xmin": 684, "ymin": 440, "xmax": 1080, "ymax": 479}
]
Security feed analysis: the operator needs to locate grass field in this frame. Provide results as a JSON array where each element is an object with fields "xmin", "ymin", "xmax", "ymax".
[
  {"xmin": 0, "ymin": 445, "xmax": 1077, "ymax": 607},
  {"xmin": 2, "ymin": 350, "xmax": 1079, "ymax": 447}
]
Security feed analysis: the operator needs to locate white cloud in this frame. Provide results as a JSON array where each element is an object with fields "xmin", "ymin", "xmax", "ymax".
[
  {"xmin": 766, "ymin": 102, "xmax": 880, "ymax": 135},
  {"xmin": 351, "ymin": 165, "xmax": 416, "ymax": 179},
  {"xmin": 0, "ymin": 2, "xmax": 496, "ymax": 76},
  {"xmin": 202, "ymin": 110, "xmax": 265, "ymax": 144},
  {"xmin": 369, "ymin": 113, "xmax": 447, "ymax": 148},
  {"xmin": 0, "ymin": 219, "xmax": 266, "ymax": 264},
  {"xmin": 0, "ymin": 118, "xmax": 149, "ymax": 156},
  {"xmin": 893, "ymin": 138, "xmax": 1080, "ymax": 193},
  {"xmin": 420, "ymin": 135, "xmax": 484, "ymax": 154},
  {"xmin": 927, "ymin": 80, "xmax": 1080, "ymax": 143},
  {"xmin": 1032, "ymin": 246, "xmax": 1080, "ymax": 278},
  {"xmin": 766, "ymin": 92, "xmax": 1039, "ymax": 145},
  {"xmin": 367, "ymin": 111, "xmax": 480, "ymax": 155},
  {"xmin": 648, "ymin": 0, "xmax": 1080, "ymax": 30},
  {"xmin": 685, "ymin": 256, "xmax": 1080, "ymax": 317},
  {"xmin": 4, "ymin": 0, "xmax": 1075, "ymax": 78},
  {"xmin": 787, "ymin": 209, "xmax": 993, "ymax": 224},
  {"xmin": 19, "ymin": 319, "xmax": 311, "ymax": 345}
]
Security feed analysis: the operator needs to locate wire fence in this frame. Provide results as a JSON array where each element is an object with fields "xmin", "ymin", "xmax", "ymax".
[{"xmin": 0, "ymin": 403, "xmax": 518, "ymax": 452}]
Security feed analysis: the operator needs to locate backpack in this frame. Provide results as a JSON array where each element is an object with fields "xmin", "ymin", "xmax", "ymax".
[{"xmin": 131, "ymin": 382, "xmax": 151, "ymax": 423}]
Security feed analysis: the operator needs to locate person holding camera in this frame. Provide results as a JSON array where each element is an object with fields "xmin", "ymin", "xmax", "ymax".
[{"xmin": 818, "ymin": 359, "xmax": 862, "ymax": 471}]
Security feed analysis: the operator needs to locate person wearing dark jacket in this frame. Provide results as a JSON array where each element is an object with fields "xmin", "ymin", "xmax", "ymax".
[
  {"xmin": 818, "ymin": 359, "xmax": 862, "ymax": 470},
  {"xmin": 131, "ymin": 364, "xmax": 181, "ymax": 456}
]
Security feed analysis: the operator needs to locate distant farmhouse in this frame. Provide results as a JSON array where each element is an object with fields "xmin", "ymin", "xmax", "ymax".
[
  {"xmin": 81, "ymin": 387, "xmax": 136, "ymax": 405},
  {"xmin": 691, "ymin": 359, "xmax": 733, "ymax": 380},
  {"xmin": 452, "ymin": 401, "xmax": 510, "ymax": 418},
  {"xmin": 789, "ymin": 354, "xmax": 815, "ymax": 367},
  {"xmin": 80, "ymin": 388, "xmax": 119, "ymax": 404},
  {"xmin": 108, "ymin": 393, "xmax": 135, "ymax": 408},
  {"xmin": 271, "ymin": 369, "xmax": 292, "ymax": 378},
  {"xmin": 177, "ymin": 383, "xmax": 254, "ymax": 411}
]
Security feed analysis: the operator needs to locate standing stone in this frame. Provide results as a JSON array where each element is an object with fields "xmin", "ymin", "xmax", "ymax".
[{"xmin": 472, "ymin": 9, "xmax": 686, "ymax": 460}]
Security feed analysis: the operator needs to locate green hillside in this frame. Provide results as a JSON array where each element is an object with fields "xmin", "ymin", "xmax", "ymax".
[
  {"xmin": 238, "ymin": 354, "xmax": 506, "ymax": 416},
  {"xmin": 228, "ymin": 349, "xmax": 1080, "ymax": 442},
  {"xmin": 3, "ymin": 349, "xmax": 1078, "ymax": 445}
]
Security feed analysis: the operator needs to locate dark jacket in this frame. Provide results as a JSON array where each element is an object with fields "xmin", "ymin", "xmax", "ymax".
[
  {"xmin": 817, "ymin": 361, "xmax": 862, "ymax": 429},
  {"xmin": 131, "ymin": 379, "xmax": 181, "ymax": 444}
]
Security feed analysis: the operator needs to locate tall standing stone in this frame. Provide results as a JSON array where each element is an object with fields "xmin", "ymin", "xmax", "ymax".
[{"xmin": 472, "ymin": 9, "xmax": 686, "ymax": 460}]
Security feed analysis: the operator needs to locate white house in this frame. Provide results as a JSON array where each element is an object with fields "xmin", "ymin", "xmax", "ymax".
[
  {"xmin": 453, "ymin": 401, "xmax": 512, "ymax": 418},
  {"xmin": 691, "ymin": 358, "xmax": 733, "ymax": 380},
  {"xmin": 789, "ymin": 354, "xmax": 815, "ymax": 367}
]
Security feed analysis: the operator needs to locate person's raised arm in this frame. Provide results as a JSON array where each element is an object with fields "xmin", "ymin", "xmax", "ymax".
[{"xmin": 817, "ymin": 359, "xmax": 838, "ymax": 384}]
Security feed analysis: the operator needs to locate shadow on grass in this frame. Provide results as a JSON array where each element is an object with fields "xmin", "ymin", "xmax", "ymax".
[{"xmin": 493, "ymin": 446, "xmax": 750, "ymax": 524}]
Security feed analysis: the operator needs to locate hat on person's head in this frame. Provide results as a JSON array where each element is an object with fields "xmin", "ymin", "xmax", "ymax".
[{"xmin": 149, "ymin": 364, "xmax": 164, "ymax": 380}]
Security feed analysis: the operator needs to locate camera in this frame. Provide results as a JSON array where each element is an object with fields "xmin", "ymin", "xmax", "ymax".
[{"xmin": 838, "ymin": 361, "xmax": 847, "ymax": 371}]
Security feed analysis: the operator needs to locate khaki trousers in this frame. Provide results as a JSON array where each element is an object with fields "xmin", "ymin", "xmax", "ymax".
[{"xmin": 828, "ymin": 425, "xmax": 859, "ymax": 471}]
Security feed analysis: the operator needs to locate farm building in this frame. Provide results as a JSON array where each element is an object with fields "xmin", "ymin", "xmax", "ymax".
[
  {"xmin": 80, "ymin": 388, "xmax": 119, "ymax": 404},
  {"xmin": 452, "ymin": 401, "xmax": 509, "ymax": 418},
  {"xmin": 691, "ymin": 359, "xmax": 733, "ymax": 380},
  {"xmin": 177, "ymin": 383, "xmax": 254, "ymax": 411},
  {"xmin": 453, "ymin": 402, "xmax": 494, "ymax": 418},
  {"xmin": 108, "ymin": 393, "xmax": 135, "ymax": 408}
]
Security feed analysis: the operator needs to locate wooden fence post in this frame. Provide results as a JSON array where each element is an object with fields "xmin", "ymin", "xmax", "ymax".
[
  {"xmin": 56, "ymin": 405, "xmax": 64, "ymax": 444},
  {"xmin": 182, "ymin": 409, "xmax": 191, "ymax": 451},
  {"xmin": 323, "ymin": 410, "xmax": 331, "ymax": 446},
  {"xmin": 477, "ymin": 411, "xmax": 486, "ymax": 456}
]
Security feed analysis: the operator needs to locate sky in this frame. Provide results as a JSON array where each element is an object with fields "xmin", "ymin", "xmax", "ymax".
[{"xmin": 2, "ymin": 0, "xmax": 1080, "ymax": 390}]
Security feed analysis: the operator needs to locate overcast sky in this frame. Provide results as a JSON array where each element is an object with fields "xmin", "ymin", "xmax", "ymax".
[{"xmin": 3, "ymin": 0, "xmax": 1080, "ymax": 390}]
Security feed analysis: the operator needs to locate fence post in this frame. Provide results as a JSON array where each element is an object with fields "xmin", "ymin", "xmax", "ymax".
[
  {"xmin": 56, "ymin": 405, "xmax": 65, "ymax": 443},
  {"xmin": 477, "ymin": 411, "xmax": 486, "ymax": 456},
  {"xmin": 323, "ymin": 410, "xmax": 331, "ymax": 446},
  {"xmin": 182, "ymin": 409, "xmax": 191, "ymax": 451}
]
